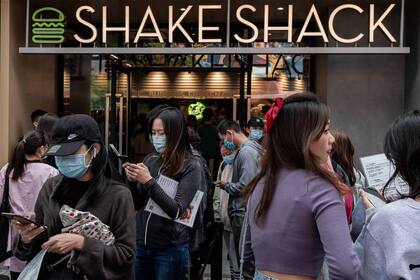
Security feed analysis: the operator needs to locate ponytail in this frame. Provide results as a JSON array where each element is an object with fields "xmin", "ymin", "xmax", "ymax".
[
  {"xmin": 7, "ymin": 130, "xmax": 47, "ymax": 181},
  {"xmin": 7, "ymin": 140, "xmax": 27, "ymax": 181}
]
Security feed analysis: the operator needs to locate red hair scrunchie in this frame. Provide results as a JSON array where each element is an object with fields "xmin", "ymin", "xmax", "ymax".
[{"xmin": 265, "ymin": 98, "xmax": 284, "ymax": 133}]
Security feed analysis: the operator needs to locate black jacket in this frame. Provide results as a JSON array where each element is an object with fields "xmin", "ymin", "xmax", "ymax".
[
  {"xmin": 134, "ymin": 153, "xmax": 201, "ymax": 248},
  {"xmin": 13, "ymin": 175, "xmax": 136, "ymax": 280}
]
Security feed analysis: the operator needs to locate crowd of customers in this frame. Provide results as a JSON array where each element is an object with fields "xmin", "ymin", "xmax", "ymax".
[{"xmin": 1, "ymin": 94, "xmax": 420, "ymax": 280}]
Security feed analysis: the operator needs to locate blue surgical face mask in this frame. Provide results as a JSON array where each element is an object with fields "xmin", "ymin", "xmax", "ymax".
[
  {"xmin": 55, "ymin": 146, "xmax": 95, "ymax": 179},
  {"xmin": 249, "ymin": 129, "xmax": 264, "ymax": 141},
  {"xmin": 224, "ymin": 131, "xmax": 236, "ymax": 150},
  {"xmin": 223, "ymin": 153, "xmax": 236, "ymax": 165},
  {"xmin": 151, "ymin": 135, "xmax": 166, "ymax": 153}
]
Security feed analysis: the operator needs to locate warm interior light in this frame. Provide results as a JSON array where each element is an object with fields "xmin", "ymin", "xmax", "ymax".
[
  {"xmin": 180, "ymin": 8, "xmax": 186, "ymax": 11},
  {"xmin": 277, "ymin": 7, "xmax": 284, "ymax": 11}
]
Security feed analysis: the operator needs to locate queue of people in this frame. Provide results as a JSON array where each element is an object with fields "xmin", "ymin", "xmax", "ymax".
[{"xmin": 1, "ymin": 94, "xmax": 420, "ymax": 280}]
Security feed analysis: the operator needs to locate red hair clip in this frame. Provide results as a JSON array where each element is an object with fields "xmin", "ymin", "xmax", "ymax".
[{"xmin": 265, "ymin": 98, "xmax": 284, "ymax": 133}]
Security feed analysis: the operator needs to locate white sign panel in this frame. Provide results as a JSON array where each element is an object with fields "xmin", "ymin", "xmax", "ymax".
[{"xmin": 360, "ymin": 153, "xmax": 409, "ymax": 200}]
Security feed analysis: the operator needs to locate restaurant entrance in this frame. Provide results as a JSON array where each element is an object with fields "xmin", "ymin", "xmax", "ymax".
[{"xmin": 96, "ymin": 53, "xmax": 309, "ymax": 162}]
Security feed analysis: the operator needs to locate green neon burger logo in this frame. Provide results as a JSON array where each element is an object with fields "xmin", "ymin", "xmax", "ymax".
[
  {"xmin": 32, "ymin": 7, "xmax": 65, "ymax": 44},
  {"xmin": 188, "ymin": 102, "xmax": 206, "ymax": 120}
]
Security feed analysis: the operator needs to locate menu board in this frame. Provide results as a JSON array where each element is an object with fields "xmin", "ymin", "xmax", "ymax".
[{"xmin": 360, "ymin": 153, "xmax": 409, "ymax": 200}]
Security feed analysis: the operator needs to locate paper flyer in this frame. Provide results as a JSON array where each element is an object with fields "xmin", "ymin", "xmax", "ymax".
[
  {"xmin": 17, "ymin": 249, "xmax": 47, "ymax": 280},
  {"xmin": 360, "ymin": 153, "xmax": 409, "ymax": 200},
  {"xmin": 145, "ymin": 175, "xmax": 204, "ymax": 228},
  {"xmin": 145, "ymin": 175, "xmax": 179, "ymax": 220},
  {"xmin": 175, "ymin": 191, "xmax": 204, "ymax": 228}
]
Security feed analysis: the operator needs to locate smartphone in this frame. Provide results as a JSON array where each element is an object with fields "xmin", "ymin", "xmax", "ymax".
[
  {"xmin": 1, "ymin": 212, "xmax": 45, "ymax": 228},
  {"xmin": 109, "ymin": 144, "xmax": 129, "ymax": 163}
]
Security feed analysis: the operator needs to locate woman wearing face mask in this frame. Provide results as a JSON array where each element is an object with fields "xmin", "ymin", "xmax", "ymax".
[
  {"xmin": 12, "ymin": 114, "xmax": 136, "ymax": 279},
  {"xmin": 244, "ymin": 93, "xmax": 358, "ymax": 280},
  {"xmin": 0, "ymin": 130, "xmax": 58, "ymax": 280},
  {"xmin": 213, "ymin": 142, "xmax": 240, "ymax": 280},
  {"xmin": 123, "ymin": 105, "xmax": 201, "ymax": 280},
  {"xmin": 246, "ymin": 117, "xmax": 265, "ymax": 144},
  {"xmin": 355, "ymin": 111, "xmax": 420, "ymax": 280}
]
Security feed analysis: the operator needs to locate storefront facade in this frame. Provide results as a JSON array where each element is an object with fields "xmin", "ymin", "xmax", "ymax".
[{"xmin": 1, "ymin": 0, "xmax": 419, "ymax": 166}]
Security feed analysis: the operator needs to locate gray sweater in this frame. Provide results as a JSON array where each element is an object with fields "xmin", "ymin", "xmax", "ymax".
[
  {"xmin": 354, "ymin": 198, "xmax": 420, "ymax": 280},
  {"xmin": 224, "ymin": 140, "xmax": 263, "ymax": 217}
]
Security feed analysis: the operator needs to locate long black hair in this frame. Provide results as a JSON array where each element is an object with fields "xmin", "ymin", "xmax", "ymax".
[
  {"xmin": 6, "ymin": 130, "xmax": 47, "ymax": 181},
  {"xmin": 147, "ymin": 105, "xmax": 192, "ymax": 176},
  {"xmin": 245, "ymin": 93, "xmax": 350, "ymax": 224},
  {"xmin": 37, "ymin": 113, "xmax": 59, "ymax": 145},
  {"xmin": 383, "ymin": 110, "xmax": 420, "ymax": 200}
]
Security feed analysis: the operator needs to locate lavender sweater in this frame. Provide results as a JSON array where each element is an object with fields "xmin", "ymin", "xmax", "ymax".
[{"xmin": 248, "ymin": 168, "xmax": 359, "ymax": 279}]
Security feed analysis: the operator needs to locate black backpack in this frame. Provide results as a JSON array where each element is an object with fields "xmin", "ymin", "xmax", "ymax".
[{"xmin": 189, "ymin": 150, "xmax": 213, "ymax": 252}]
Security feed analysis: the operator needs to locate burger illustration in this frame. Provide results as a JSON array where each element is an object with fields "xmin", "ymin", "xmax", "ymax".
[{"xmin": 32, "ymin": 7, "xmax": 65, "ymax": 44}]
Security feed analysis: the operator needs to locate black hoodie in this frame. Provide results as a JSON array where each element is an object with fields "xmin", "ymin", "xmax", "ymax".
[{"xmin": 13, "ymin": 174, "xmax": 136, "ymax": 280}]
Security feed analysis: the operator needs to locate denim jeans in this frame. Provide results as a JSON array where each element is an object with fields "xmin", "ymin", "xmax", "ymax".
[
  {"xmin": 135, "ymin": 241, "xmax": 189, "ymax": 280},
  {"xmin": 254, "ymin": 270, "xmax": 275, "ymax": 280}
]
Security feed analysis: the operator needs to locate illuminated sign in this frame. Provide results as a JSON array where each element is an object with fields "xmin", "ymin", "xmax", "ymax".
[
  {"xmin": 32, "ymin": 7, "xmax": 65, "ymax": 44},
  {"xmin": 31, "ymin": 3, "xmax": 398, "ymax": 45},
  {"xmin": 188, "ymin": 102, "xmax": 206, "ymax": 120}
]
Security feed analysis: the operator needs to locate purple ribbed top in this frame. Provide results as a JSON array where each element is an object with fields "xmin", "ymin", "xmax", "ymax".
[{"xmin": 249, "ymin": 168, "xmax": 358, "ymax": 280}]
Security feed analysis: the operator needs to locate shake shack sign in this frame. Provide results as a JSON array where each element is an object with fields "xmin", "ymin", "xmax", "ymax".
[
  {"xmin": 32, "ymin": 3, "xmax": 401, "ymax": 44},
  {"xmin": 24, "ymin": 2, "xmax": 408, "ymax": 54}
]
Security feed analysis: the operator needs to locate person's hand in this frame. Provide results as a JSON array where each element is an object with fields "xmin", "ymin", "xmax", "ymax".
[
  {"xmin": 41, "ymin": 233, "xmax": 85, "ymax": 254},
  {"xmin": 123, "ymin": 163, "xmax": 137, "ymax": 182},
  {"xmin": 182, "ymin": 204, "xmax": 193, "ymax": 220},
  {"xmin": 123, "ymin": 163, "xmax": 153, "ymax": 184},
  {"xmin": 215, "ymin": 181, "xmax": 225, "ymax": 190},
  {"xmin": 360, "ymin": 190, "xmax": 375, "ymax": 209},
  {"xmin": 11, "ymin": 214, "xmax": 45, "ymax": 244}
]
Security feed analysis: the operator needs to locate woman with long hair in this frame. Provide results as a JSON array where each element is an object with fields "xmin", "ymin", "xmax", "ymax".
[
  {"xmin": 355, "ymin": 111, "xmax": 420, "ymax": 279},
  {"xmin": 245, "ymin": 93, "xmax": 358, "ymax": 280},
  {"xmin": 37, "ymin": 113, "xmax": 59, "ymax": 145},
  {"xmin": 123, "ymin": 105, "xmax": 201, "ymax": 280},
  {"xmin": 330, "ymin": 131, "xmax": 370, "ymax": 240},
  {"xmin": 37, "ymin": 113, "xmax": 59, "ymax": 168},
  {"xmin": 0, "ymin": 130, "xmax": 58, "ymax": 279},
  {"xmin": 12, "ymin": 114, "xmax": 136, "ymax": 279}
]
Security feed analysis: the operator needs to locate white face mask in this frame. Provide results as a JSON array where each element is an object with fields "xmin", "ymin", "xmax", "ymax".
[
  {"xmin": 55, "ymin": 146, "xmax": 96, "ymax": 178},
  {"xmin": 151, "ymin": 135, "xmax": 167, "ymax": 153}
]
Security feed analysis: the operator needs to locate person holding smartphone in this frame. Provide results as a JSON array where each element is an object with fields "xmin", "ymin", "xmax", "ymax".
[
  {"xmin": 123, "ymin": 105, "xmax": 201, "ymax": 280},
  {"xmin": 0, "ymin": 130, "xmax": 58, "ymax": 280},
  {"xmin": 11, "ymin": 114, "xmax": 136, "ymax": 280}
]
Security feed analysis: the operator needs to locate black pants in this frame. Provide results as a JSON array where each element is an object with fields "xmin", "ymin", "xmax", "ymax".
[
  {"xmin": 230, "ymin": 215, "xmax": 254, "ymax": 280},
  {"xmin": 10, "ymin": 272, "xmax": 20, "ymax": 280}
]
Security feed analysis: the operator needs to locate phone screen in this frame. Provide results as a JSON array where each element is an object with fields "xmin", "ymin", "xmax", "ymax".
[{"xmin": 1, "ymin": 213, "xmax": 43, "ymax": 227}]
